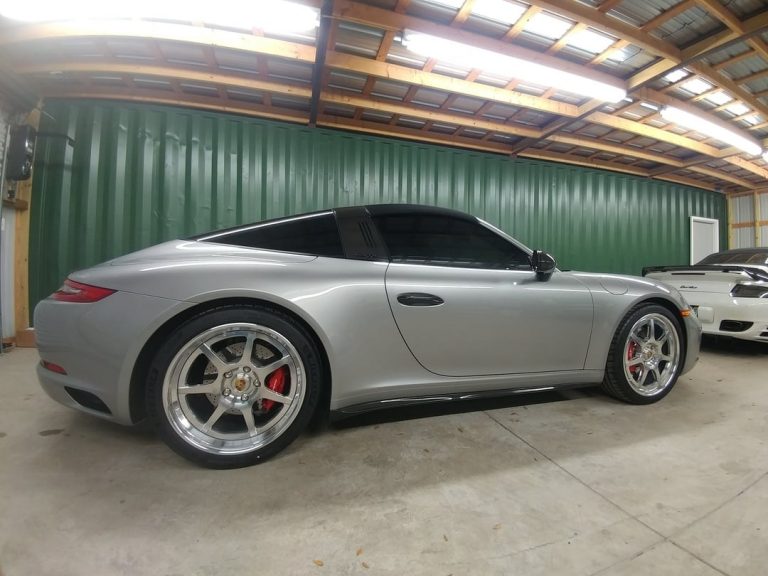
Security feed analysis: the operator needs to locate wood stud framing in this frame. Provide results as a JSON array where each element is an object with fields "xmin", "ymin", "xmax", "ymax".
[{"xmin": 2, "ymin": 0, "xmax": 768, "ymax": 196}]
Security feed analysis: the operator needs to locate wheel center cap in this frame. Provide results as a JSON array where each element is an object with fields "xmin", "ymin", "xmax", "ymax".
[{"xmin": 234, "ymin": 373, "xmax": 251, "ymax": 392}]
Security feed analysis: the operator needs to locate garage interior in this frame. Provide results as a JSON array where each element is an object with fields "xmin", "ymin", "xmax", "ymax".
[{"xmin": 1, "ymin": 0, "xmax": 767, "ymax": 574}]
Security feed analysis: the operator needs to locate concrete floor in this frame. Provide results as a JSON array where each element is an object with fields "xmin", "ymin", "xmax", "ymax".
[{"xmin": 0, "ymin": 340, "xmax": 766, "ymax": 576}]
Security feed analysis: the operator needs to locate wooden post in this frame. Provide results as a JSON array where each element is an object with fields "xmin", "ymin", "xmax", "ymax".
[{"xmin": 13, "ymin": 104, "xmax": 41, "ymax": 347}]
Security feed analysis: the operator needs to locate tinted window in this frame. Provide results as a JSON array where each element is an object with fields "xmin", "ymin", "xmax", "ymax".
[
  {"xmin": 372, "ymin": 214, "xmax": 530, "ymax": 269},
  {"xmin": 201, "ymin": 213, "xmax": 344, "ymax": 258},
  {"xmin": 699, "ymin": 251, "xmax": 768, "ymax": 265}
]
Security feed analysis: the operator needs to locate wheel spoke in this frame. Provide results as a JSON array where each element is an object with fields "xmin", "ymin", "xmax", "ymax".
[
  {"xmin": 627, "ymin": 357, "xmax": 643, "ymax": 367},
  {"xmin": 241, "ymin": 334, "xmax": 257, "ymax": 365},
  {"xmin": 630, "ymin": 333, "xmax": 646, "ymax": 347},
  {"xmin": 648, "ymin": 318, "xmax": 656, "ymax": 341},
  {"xmin": 241, "ymin": 407, "xmax": 258, "ymax": 436},
  {"xmin": 657, "ymin": 330, "xmax": 669, "ymax": 345},
  {"xmin": 636, "ymin": 366, "xmax": 648, "ymax": 386},
  {"xmin": 202, "ymin": 403, "xmax": 228, "ymax": 432},
  {"xmin": 179, "ymin": 382, "xmax": 219, "ymax": 396},
  {"xmin": 652, "ymin": 366, "xmax": 661, "ymax": 383},
  {"xmin": 260, "ymin": 387, "xmax": 292, "ymax": 406},
  {"xmin": 256, "ymin": 355, "xmax": 289, "ymax": 380},
  {"xmin": 199, "ymin": 343, "xmax": 227, "ymax": 371},
  {"xmin": 661, "ymin": 354, "xmax": 673, "ymax": 362}
]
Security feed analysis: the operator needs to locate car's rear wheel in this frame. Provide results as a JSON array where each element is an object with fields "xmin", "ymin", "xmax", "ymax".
[
  {"xmin": 146, "ymin": 305, "xmax": 321, "ymax": 468},
  {"xmin": 602, "ymin": 304, "xmax": 683, "ymax": 404}
]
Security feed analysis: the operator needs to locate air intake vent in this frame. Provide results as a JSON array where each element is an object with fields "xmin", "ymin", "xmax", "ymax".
[
  {"xmin": 719, "ymin": 320, "xmax": 754, "ymax": 333},
  {"xmin": 359, "ymin": 221, "xmax": 376, "ymax": 254},
  {"xmin": 65, "ymin": 387, "xmax": 112, "ymax": 414}
]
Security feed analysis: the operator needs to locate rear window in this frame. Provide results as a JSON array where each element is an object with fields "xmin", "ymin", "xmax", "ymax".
[
  {"xmin": 199, "ymin": 212, "xmax": 344, "ymax": 258},
  {"xmin": 699, "ymin": 251, "xmax": 768, "ymax": 265}
]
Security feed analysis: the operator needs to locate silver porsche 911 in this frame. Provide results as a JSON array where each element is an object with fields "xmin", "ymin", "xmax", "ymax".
[{"xmin": 35, "ymin": 204, "xmax": 701, "ymax": 468}]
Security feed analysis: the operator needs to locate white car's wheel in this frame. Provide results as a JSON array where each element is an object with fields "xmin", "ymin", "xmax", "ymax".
[
  {"xmin": 146, "ymin": 305, "xmax": 322, "ymax": 468},
  {"xmin": 602, "ymin": 304, "xmax": 683, "ymax": 404}
]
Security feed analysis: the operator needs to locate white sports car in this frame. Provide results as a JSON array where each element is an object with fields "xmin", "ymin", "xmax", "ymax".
[{"xmin": 644, "ymin": 248, "xmax": 768, "ymax": 342}]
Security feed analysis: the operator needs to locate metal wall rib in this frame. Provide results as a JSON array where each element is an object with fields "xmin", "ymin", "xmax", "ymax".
[{"xmin": 30, "ymin": 99, "xmax": 727, "ymax": 309}]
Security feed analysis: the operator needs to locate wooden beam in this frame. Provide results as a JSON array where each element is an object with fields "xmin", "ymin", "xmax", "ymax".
[
  {"xmin": 548, "ymin": 134, "xmax": 686, "ymax": 167},
  {"xmin": 641, "ymin": 0, "xmax": 695, "ymax": 31},
  {"xmin": 681, "ymin": 10, "xmax": 768, "ymax": 61},
  {"xmin": 19, "ymin": 61, "xmax": 313, "ymax": 98},
  {"xmin": 40, "ymin": 89, "xmax": 309, "ymax": 124},
  {"xmin": 332, "ymin": 0, "xmax": 625, "ymax": 92},
  {"xmin": 14, "ymin": 105, "xmax": 41, "ymax": 338},
  {"xmin": 309, "ymin": 0, "xmax": 332, "ymax": 126},
  {"xmin": 0, "ymin": 20, "xmax": 317, "ymax": 62},
  {"xmin": 586, "ymin": 111, "xmax": 724, "ymax": 156},
  {"xmin": 322, "ymin": 90, "xmax": 541, "ymax": 138},
  {"xmin": 521, "ymin": 0, "xmax": 680, "ymax": 59},
  {"xmin": 325, "ymin": 51, "xmax": 580, "ymax": 116},
  {"xmin": 319, "ymin": 115, "xmax": 513, "ymax": 154}
]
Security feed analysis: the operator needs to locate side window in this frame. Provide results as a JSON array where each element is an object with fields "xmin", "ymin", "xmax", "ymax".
[
  {"xmin": 372, "ymin": 214, "xmax": 530, "ymax": 270},
  {"xmin": 201, "ymin": 213, "xmax": 344, "ymax": 258}
]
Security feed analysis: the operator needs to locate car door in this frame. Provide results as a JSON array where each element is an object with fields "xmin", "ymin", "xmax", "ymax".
[{"xmin": 370, "ymin": 209, "xmax": 594, "ymax": 377}]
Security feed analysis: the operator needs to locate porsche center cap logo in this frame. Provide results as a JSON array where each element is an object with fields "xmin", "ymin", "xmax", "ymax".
[{"xmin": 234, "ymin": 377, "xmax": 248, "ymax": 392}]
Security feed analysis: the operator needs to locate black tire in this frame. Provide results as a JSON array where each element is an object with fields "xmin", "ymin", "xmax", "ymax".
[
  {"xmin": 601, "ymin": 303, "xmax": 684, "ymax": 405},
  {"xmin": 146, "ymin": 304, "xmax": 322, "ymax": 468}
]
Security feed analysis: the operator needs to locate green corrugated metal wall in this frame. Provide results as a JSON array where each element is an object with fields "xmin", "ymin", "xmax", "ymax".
[{"xmin": 30, "ymin": 99, "xmax": 727, "ymax": 309}]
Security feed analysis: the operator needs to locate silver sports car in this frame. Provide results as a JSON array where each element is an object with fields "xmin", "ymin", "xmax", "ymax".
[{"xmin": 35, "ymin": 205, "xmax": 701, "ymax": 468}]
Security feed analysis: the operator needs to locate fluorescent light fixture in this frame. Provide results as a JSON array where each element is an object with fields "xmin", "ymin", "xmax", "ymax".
[
  {"xmin": 402, "ymin": 31, "xmax": 626, "ymax": 102},
  {"xmin": 661, "ymin": 105, "xmax": 761, "ymax": 156},
  {"xmin": 704, "ymin": 91, "xmax": 732, "ymax": 106},
  {"xmin": 743, "ymin": 115, "xmax": 760, "ymax": 126},
  {"xmin": 424, "ymin": 0, "xmax": 465, "ymax": 8},
  {"xmin": 524, "ymin": 12, "xmax": 572, "ymax": 40},
  {"xmin": 681, "ymin": 78, "xmax": 712, "ymax": 94},
  {"xmin": 471, "ymin": 0, "xmax": 526, "ymax": 25},
  {"xmin": 726, "ymin": 102, "xmax": 749, "ymax": 116},
  {"xmin": 664, "ymin": 69, "xmax": 689, "ymax": 83},
  {"xmin": 0, "ymin": 0, "xmax": 319, "ymax": 33},
  {"xmin": 640, "ymin": 102, "xmax": 659, "ymax": 111},
  {"xmin": 568, "ymin": 29, "xmax": 615, "ymax": 54}
]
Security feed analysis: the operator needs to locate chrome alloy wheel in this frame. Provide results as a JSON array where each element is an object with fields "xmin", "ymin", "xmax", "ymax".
[
  {"xmin": 162, "ymin": 323, "xmax": 305, "ymax": 456},
  {"xmin": 622, "ymin": 313, "xmax": 680, "ymax": 397}
]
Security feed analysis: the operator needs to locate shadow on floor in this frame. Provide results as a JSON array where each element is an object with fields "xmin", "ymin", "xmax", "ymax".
[
  {"xmin": 701, "ymin": 334, "xmax": 768, "ymax": 356},
  {"xmin": 329, "ymin": 387, "xmax": 601, "ymax": 430}
]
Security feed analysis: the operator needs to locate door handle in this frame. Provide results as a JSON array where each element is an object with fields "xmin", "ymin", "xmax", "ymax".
[{"xmin": 397, "ymin": 292, "xmax": 444, "ymax": 306}]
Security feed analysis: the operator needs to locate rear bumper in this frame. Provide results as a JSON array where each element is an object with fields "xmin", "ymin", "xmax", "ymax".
[
  {"xmin": 687, "ymin": 295, "xmax": 768, "ymax": 342},
  {"xmin": 35, "ymin": 291, "xmax": 193, "ymax": 425}
]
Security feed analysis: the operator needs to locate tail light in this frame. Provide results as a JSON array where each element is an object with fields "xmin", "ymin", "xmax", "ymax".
[{"xmin": 52, "ymin": 279, "xmax": 115, "ymax": 303}]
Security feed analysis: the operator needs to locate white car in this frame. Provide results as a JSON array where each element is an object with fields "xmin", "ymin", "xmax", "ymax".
[{"xmin": 644, "ymin": 248, "xmax": 768, "ymax": 342}]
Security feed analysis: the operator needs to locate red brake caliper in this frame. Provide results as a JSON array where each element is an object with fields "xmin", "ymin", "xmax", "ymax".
[
  {"xmin": 627, "ymin": 341, "xmax": 640, "ymax": 375},
  {"xmin": 262, "ymin": 365, "xmax": 289, "ymax": 411}
]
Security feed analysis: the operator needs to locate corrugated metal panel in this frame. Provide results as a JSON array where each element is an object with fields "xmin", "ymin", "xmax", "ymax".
[
  {"xmin": 732, "ymin": 194, "xmax": 755, "ymax": 223},
  {"xmin": 30, "ymin": 99, "xmax": 727, "ymax": 310},
  {"xmin": 733, "ymin": 227, "xmax": 756, "ymax": 249},
  {"xmin": 1, "ymin": 104, "xmax": 16, "ymax": 340}
]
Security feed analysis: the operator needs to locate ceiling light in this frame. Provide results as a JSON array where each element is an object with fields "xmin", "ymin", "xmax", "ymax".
[
  {"xmin": 726, "ymin": 102, "xmax": 749, "ymax": 116},
  {"xmin": 567, "ymin": 29, "xmax": 615, "ymax": 54},
  {"xmin": 524, "ymin": 12, "xmax": 572, "ymax": 40},
  {"xmin": 471, "ymin": 0, "xmax": 526, "ymax": 25},
  {"xmin": 704, "ymin": 91, "xmax": 732, "ymax": 106},
  {"xmin": 640, "ymin": 102, "xmax": 659, "ymax": 111},
  {"xmin": 661, "ymin": 106, "xmax": 761, "ymax": 156},
  {"xmin": 743, "ymin": 115, "xmax": 760, "ymax": 125},
  {"xmin": 0, "ymin": 0, "xmax": 319, "ymax": 33},
  {"xmin": 402, "ymin": 31, "xmax": 626, "ymax": 102},
  {"xmin": 681, "ymin": 78, "xmax": 712, "ymax": 95},
  {"xmin": 664, "ymin": 69, "xmax": 689, "ymax": 83}
]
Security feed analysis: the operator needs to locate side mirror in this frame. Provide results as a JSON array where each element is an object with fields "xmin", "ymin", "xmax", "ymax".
[
  {"xmin": 530, "ymin": 250, "xmax": 556, "ymax": 281},
  {"xmin": 6, "ymin": 125, "xmax": 37, "ymax": 181}
]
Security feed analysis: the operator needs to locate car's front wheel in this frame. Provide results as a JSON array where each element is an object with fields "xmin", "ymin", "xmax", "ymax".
[
  {"xmin": 146, "ymin": 305, "xmax": 321, "ymax": 468},
  {"xmin": 602, "ymin": 304, "xmax": 684, "ymax": 404}
]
